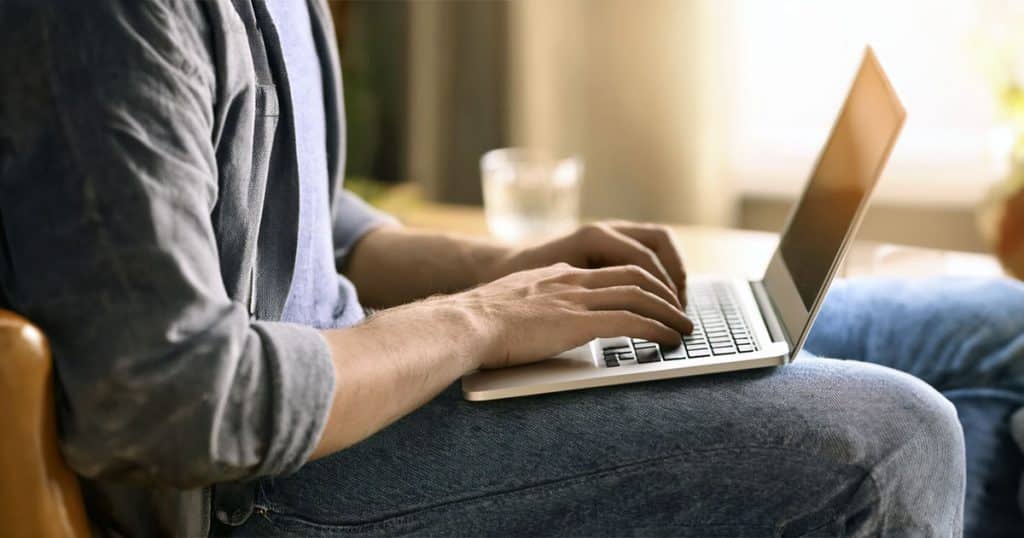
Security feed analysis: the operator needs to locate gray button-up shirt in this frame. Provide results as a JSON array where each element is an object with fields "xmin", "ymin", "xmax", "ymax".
[{"xmin": 0, "ymin": 0, "xmax": 393, "ymax": 535}]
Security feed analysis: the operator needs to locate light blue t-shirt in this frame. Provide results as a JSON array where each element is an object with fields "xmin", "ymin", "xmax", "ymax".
[{"xmin": 266, "ymin": 0, "xmax": 365, "ymax": 328}]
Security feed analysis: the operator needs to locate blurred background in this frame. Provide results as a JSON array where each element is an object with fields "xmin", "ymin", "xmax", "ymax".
[{"xmin": 331, "ymin": 0, "xmax": 1024, "ymax": 254}]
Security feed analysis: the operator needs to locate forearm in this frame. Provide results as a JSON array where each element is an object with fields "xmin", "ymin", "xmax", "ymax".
[
  {"xmin": 343, "ymin": 226, "xmax": 510, "ymax": 308},
  {"xmin": 309, "ymin": 300, "xmax": 482, "ymax": 459}
]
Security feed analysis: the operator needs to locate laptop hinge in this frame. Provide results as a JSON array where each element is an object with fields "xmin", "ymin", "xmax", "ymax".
[{"xmin": 749, "ymin": 280, "xmax": 792, "ymax": 358}]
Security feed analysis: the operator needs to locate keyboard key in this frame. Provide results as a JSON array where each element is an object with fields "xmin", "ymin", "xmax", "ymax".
[
  {"xmin": 712, "ymin": 347, "xmax": 737, "ymax": 356},
  {"xmin": 605, "ymin": 357, "xmax": 620, "ymax": 367},
  {"xmin": 603, "ymin": 345, "xmax": 632, "ymax": 354},
  {"xmin": 635, "ymin": 347, "xmax": 662, "ymax": 363},
  {"xmin": 618, "ymin": 352, "xmax": 636, "ymax": 361},
  {"xmin": 599, "ymin": 336, "xmax": 632, "ymax": 350},
  {"xmin": 737, "ymin": 344, "xmax": 754, "ymax": 352},
  {"xmin": 661, "ymin": 345, "xmax": 686, "ymax": 360},
  {"xmin": 688, "ymin": 349, "xmax": 711, "ymax": 358}
]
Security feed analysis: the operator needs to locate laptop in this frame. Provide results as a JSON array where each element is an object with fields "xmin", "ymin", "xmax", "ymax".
[{"xmin": 463, "ymin": 47, "xmax": 906, "ymax": 401}]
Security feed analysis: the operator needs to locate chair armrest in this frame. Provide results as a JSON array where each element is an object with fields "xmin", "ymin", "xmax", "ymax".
[{"xmin": 0, "ymin": 309, "xmax": 90, "ymax": 537}]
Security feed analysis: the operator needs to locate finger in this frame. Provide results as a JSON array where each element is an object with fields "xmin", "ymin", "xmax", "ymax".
[
  {"xmin": 583, "ymin": 311, "xmax": 683, "ymax": 347},
  {"xmin": 605, "ymin": 222, "xmax": 688, "ymax": 306},
  {"xmin": 579, "ymin": 224, "xmax": 678, "ymax": 298},
  {"xmin": 570, "ymin": 264, "xmax": 681, "ymax": 309},
  {"xmin": 576, "ymin": 285, "xmax": 693, "ymax": 334}
]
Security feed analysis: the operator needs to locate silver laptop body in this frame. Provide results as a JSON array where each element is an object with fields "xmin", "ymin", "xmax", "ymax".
[{"xmin": 463, "ymin": 47, "xmax": 906, "ymax": 401}]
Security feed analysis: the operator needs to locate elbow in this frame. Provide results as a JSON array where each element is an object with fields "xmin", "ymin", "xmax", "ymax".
[
  {"xmin": 50, "ymin": 307, "xmax": 331, "ymax": 489},
  {"xmin": 56, "ymin": 348, "xmax": 269, "ymax": 489},
  {"xmin": 57, "ymin": 390, "xmax": 262, "ymax": 489}
]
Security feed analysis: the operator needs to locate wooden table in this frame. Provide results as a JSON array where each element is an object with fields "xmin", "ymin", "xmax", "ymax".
[{"xmin": 388, "ymin": 202, "xmax": 1006, "ymax": 281}]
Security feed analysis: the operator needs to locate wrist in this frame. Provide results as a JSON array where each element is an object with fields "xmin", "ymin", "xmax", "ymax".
[
  {"xmin": 389, "ymin": 296, "xmax": 494, "ymax": 372},
  {"xmin": 439, "ymin": 299, "xmax": 496, "ymax": 371},
  {"xmin": 467, "ymin": 239, "xmax": 517, "ymax": 285}
]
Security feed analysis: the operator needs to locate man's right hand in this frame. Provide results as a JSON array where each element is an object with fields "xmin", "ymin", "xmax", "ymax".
[
  {"xmin": 433, "ymin": 263, "xmax": 693, "ymax": 370},
  {"xmin": 312, "ymin": 262, "xmax": 692, "ymax": 459}
]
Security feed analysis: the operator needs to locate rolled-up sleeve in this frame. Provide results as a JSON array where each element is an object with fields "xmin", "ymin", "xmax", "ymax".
[
  {"xmin": 331, "ymin": 188, "xmax": 398, "ymax": 264},
  {"xmin": 0, "ymin": 1, "xmax": 334, "ymax": 487}
]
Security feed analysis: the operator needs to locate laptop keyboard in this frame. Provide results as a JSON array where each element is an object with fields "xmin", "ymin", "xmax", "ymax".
[{"xmin": 601, "ymin": 282, "xmax": 759, "ymax": 367}]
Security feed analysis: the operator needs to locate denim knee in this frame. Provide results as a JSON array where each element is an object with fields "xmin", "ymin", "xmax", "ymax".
[{"xmin": 841, "ymin": 365, "xmax": 966, "ymax": 534}]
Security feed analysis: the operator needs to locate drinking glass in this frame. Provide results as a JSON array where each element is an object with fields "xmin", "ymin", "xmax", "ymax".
[{"xmin": 480, "ymin": 148, "xmax": 583, "ymax": 244}]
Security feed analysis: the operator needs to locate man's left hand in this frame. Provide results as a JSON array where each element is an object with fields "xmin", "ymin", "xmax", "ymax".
[{"xmin": 486, "ymin": 221, "xmax": 689, "ymax": 307}]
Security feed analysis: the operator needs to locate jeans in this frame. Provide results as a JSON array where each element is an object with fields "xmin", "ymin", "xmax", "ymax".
[
  {"xmin": 805, "ymin": 277, "xmax": 1024, "ymax": 536},
  {"xmin": 221, "ymin": 278, "xmax": 1024, "ymax": 536}
]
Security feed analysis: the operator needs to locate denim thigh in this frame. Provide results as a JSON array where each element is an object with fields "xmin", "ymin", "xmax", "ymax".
[
  {"xmin": 228, "ymin": 358, "xmax": 963, "ymax": 537},
  {"xmin": 806, "ymin": 277, "xmax": 1024, "ymax": 393}
]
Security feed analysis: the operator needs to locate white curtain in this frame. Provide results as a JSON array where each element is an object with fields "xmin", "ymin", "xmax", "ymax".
[{"xmin": 508, "ymin": 0, "xmax": 737, "ymax": 226}]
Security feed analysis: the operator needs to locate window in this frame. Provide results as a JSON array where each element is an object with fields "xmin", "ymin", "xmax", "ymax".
[{"xmin": 724, "ymin": 0, "xmax": 1006, "ymax": 206}]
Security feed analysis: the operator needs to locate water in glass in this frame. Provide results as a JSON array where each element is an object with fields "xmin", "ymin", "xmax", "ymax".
[{"xmin": 481, "ymin": 149, "xmax": 582, "ymax": 243}]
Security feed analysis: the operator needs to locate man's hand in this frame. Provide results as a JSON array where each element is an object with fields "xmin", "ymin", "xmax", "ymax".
[
  {"xmin": 486, "ymin": 221, "xmax": 689, "ymax": 307},
  {"xmin": 440, "ymin": 262, "xmax": 692, "ymax": 369}
]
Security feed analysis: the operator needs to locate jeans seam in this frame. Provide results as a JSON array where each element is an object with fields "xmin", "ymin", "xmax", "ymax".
[
  {"xmin": 774, "ymin": 465, "xmax": 876, "ymax": 537},
  {"xmin": 261, "ymin": 444, "xmax": 863, "ymax": 533},
  {"xmin": 863, "ymin": 421, "xmax": 948, "ymax": 536},
  {"xmin": 776, "ymin": 512, "xmax": 839, "ymax": 538}
]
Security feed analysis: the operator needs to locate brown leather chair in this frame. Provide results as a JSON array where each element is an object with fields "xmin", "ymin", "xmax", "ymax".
[{"xmin": 0, "ymin": 309, "xmax": 90, "ymax": 537}]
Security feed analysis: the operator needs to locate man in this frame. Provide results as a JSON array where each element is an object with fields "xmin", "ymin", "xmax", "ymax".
[{"xmin": 1, "ymin": 0, "xmax": 1019, "ymax": 536}]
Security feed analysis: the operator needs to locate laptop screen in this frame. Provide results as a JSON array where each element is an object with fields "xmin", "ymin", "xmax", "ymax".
[{"xmin": 776, "ymin": 50, "xmax": 905, "ymax": 308}]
